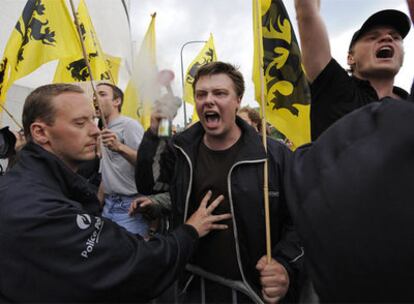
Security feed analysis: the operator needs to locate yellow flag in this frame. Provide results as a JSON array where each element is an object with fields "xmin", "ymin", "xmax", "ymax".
[
  {"xmin": 53, "ymin": 0, "xmax": 120, "ymax": 84},
  {"xmin": 0, "ymin": 58, "xmax": 10, "ymax": 105},
  {"xmin": 252, "ymin": 0, "xmax": 310, "ymax": 148},
  {"xmin": 184, "ymin": 34, "xmax": 217, "ymax": 106},
  {"xmin": 182, "ymin": 34, "xmax": 217, "ymax": 122},
  {"xmin": 54, "ymin": 53, "xmax": 121, "ymax": 84},
  {"xmin": 100, "ymin": 54, "xmax": 121, "ymax": 83},
  {"xmin": 0, "ymin": 0, "xmax": 82, "ymax": 105},
  {"xmin": 122, "ymin": 14, "xmax": 158, "ymax": 130},
  {"xmin": 122, "ymin": 80, "xmax": 140, "ymax": 121}
]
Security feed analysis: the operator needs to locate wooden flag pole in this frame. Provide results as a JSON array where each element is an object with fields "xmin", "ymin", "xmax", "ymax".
[
  {"xmin": 0, "ymin": 103, "xmax": 23, "ymax": 130},
  {"xmin": 68, "ymin": 0, "xmax": 107, "ymax": 128},
  {"xmin": 255, "ymin": 0, "xmax": 272, "ymax": 262}
]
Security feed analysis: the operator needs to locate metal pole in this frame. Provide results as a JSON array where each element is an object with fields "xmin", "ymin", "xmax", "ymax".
[{"xmin": 179, "ymin": 40, "xmax": 206, "ymax": 127}]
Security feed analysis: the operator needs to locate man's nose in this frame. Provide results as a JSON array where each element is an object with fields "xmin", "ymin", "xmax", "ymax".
[
  {"xmin": 204, "ymin": 92, "xmax": 215, "ymax": 106},
  {"xmin": 380, "ymin": 33, "xmax": 394, "ymax": 42},
  {"xmin": 90, "ymin": 121, "xmax": 100, "ymax": 137}
]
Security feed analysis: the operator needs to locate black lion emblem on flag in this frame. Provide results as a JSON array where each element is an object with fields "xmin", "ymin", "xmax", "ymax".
[
  {"xmin": 185, "ymin": 48, "xmax": 215, "ymax": 85},
  {"xmin": 15, "ymin": 0, "xmax": 56, "ymax": 69},
  {"xmin": 0, "ymin": 58, "xmax": 8, "ymax": 96},
  {"xmin": 66, "ymin": 52, "xmax": 99, "ymax": 82},
  {"xmin": 261, "ymin": 1, "xmax": 310, "ymax": 116}
]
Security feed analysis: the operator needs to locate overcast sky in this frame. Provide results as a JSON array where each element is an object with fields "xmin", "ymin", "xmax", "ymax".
[
  {"xmin": 0, "ymin": 1, "xmax": 412, "ymax": 128},
  {"xmin": 130, "ymin": 0, "xmax": 413, "ymax": 125}
]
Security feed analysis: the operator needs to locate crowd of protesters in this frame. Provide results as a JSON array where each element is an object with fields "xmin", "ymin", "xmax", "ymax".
[{"xmin": 0, "ymin": 0, "xmax": 414, "ymax": 302}]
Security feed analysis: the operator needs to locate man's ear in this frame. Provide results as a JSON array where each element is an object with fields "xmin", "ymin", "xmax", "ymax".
[
  {"xmin": 30, "ymin": 122, "xmax": 49, "ymax": 145},
  {"xmin": 347, "ymin": 52, "xmax": 355, "ymax": 66},
  {"xmin": 113, "ymin": 97, "xmax": 121, "ymax": 109},
  {"xmin": 236, "ymin": 96, "xmax": 242, "ymax": 110}
]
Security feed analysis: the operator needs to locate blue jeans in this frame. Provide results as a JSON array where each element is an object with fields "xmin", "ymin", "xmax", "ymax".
[{"xmin": 102, "ymin": 194, "xmax": 149, "ymax": 237}]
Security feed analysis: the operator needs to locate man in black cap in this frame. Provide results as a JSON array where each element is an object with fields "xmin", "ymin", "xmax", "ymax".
[
  {"xmin": 287, "ymin": 1, "xmax": 414, "ymax": 301},
  {"xmin": 294, "ymin": 1, "xmax": 411, "ymax": 140}
]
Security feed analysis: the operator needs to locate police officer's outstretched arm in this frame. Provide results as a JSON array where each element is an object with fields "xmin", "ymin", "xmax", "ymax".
[
  {"xmin": 80, "ymin": 191, "xmax": 229, "ymax": 301},
  {"xmin": 294, "ymin": 0, "xmax": 332, "ymax": 82}
]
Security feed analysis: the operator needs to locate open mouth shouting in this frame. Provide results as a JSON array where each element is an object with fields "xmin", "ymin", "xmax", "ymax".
[
  {"xmin": 376, "ymin": 45, "xmax": 394, "ymax": 59},
  {"xmin": 204, "ymin": 111, "xmax": 221, "ymax": 129}
]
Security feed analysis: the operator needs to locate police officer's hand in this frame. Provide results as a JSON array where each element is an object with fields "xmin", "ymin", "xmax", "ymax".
[
  {"xmin": 186, "ymin": 190, "xmax": 231, "ymax": 238},
  {"xmin": 256, "ymin": 256, "xmax": 290, "ymax": 303},
  {"xmin": 101, "ymin": 129, "xmax": 121, "ymax": 152}
]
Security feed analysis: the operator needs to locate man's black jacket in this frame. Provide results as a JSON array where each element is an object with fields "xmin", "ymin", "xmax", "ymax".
[
  {"xmin": 0, "ymin": 142, "xmax": 198, "ymax": 302},
  {"xmin": 136, "ymin": 118, "xmax": 304, "ymax": 302},
  {"xmin": 287, "ymin": 98, "xmax": 414, "ymax": 302}
]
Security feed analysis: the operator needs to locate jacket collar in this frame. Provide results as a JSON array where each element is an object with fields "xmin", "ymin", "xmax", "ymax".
[
  {"xmin": 173, "ymin": 116, "xmax": 267, "ymax": 163},
  {"xmin": 18, "ymin": 142, "xmax": 100, "ymax": 213},
  {"xmin": 351, "ymin": 75, "xmax": 409, "ymax": 100}
]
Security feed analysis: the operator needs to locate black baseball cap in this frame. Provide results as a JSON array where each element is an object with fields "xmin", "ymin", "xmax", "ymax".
[{"xmin": 349, "ymin": 9, "xmax": 411, "ymax": 51}]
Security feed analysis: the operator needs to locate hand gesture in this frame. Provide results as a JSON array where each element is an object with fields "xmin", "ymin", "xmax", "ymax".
[
  {"xmin": 129, "ymin": 196, "xmax": 160, "ymax": 220},
  {"xmin": 101, "ymin": 129, "xmax": 121, "ymax": 152},
  {"xmin": 186, "ymin": 190, "xmax": 231, "ymax": 238}
]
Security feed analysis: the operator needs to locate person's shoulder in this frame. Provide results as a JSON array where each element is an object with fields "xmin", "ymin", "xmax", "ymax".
[
  {"xmin": 267, "ymin": 136, "xmax": 291, "ymax": 151},
  {"xmin": 0, "ymin": 173, "xmax": 54, "ymax": 212},
  {"xmin": 172, "ymin": 122, "xmax": 203, "ymax": 145},
  {"xmin": 312, "ymin": 58, "xmax": 348, "ymax": 84},
  {"xmin": 318, "ymin": 58, "xmax": 348, "ymax": 75},
  {"xmin": 265, "ymin": 136, "xmax": 293, "ymax": 165},
  {"xmin": 119, "ymin": 115, "xmax": 137, "ymax": 124},
  {"xmin": 393, "ymin": 86, "xmax": 410, "ymax": 100},
  {"xmin": 120, "ymin": 116, "xmax": 144, "ymax": 130}
]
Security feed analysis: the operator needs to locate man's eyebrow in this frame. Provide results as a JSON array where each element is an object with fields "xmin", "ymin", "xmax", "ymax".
[
  {"xmin": 72, "ymin": 115, "xmax": 92, "ymax": 121},
  {"xmin": 196, "ymin": 87, "xmax": 228, "ymax": 91}
]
